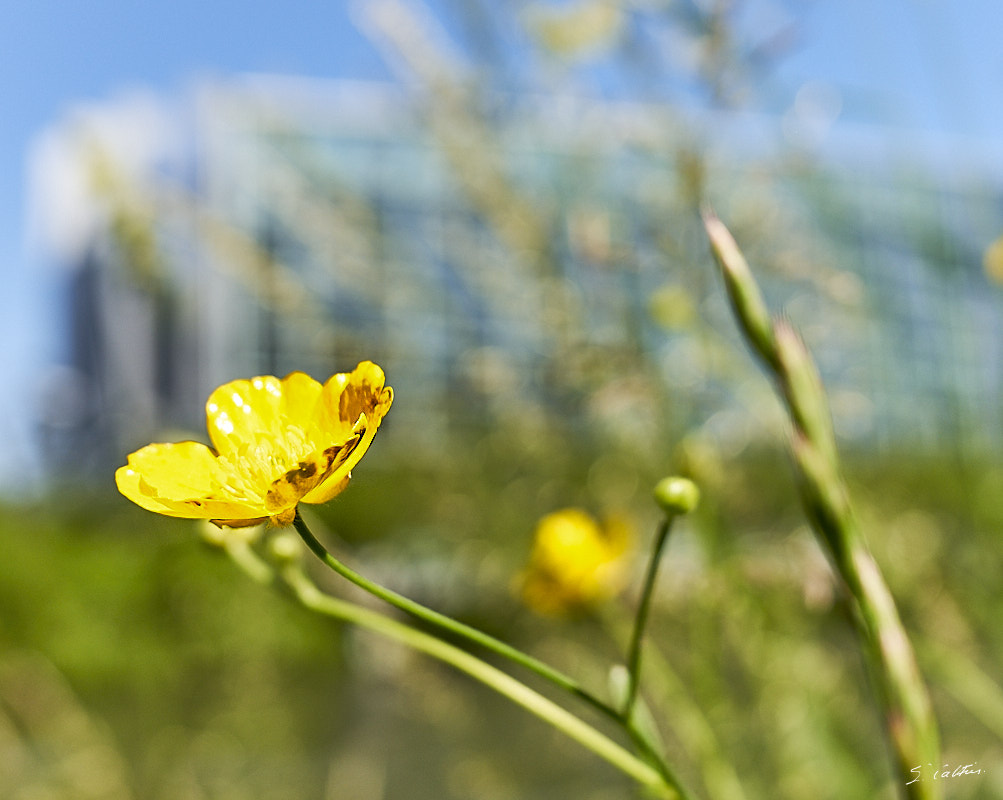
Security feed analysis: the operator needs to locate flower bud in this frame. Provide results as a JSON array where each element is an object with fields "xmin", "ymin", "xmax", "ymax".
[
  {"xmin": 653, "ymin": 476, "xmax": 700, "ymax": 516},
  {"xmin": 268, "ymin": 530, "xmax": 304, "ymax": 564}
]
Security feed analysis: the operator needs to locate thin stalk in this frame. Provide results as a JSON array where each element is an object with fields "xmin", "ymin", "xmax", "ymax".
[
  {"xmin": 291, "ymin": 510, "xmax": 618, "ymax": 721},
  {"xmin": 271, "ymin": 557, "xmax": 674, "ymax": 795},
  {"xmin": 616, "ymin": 516, "xmax": 699, "ymax": 800},
  {"xmin": 703, "ymin": 209, "xmax": 941, "ymax": 799},
  {"xmin": 624, "ymin": 517, "xmax": 674, "ymax": 717},
  {"xmin": 215, "ymin": 536, "xmax": 676, "ymax": 795},
  {"xmin": 604, "ymin": 603, "xmax": 749, "ymax": 800},
  {"xmin": 623, "ymin": 718, "xmax": 695, "ymax": 800},
  {"xmin": 291, "ymin": 513, "xmax": 699, "ymax": 797}
]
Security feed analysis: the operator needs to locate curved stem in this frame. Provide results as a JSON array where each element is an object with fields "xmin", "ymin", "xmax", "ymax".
[
  {"xmin": 291, "ymin": 510, "xmax": 619, "ymax": 721},
  {"xmin": 616, "ymin": 515, "xmax": 698, "ymax": 800},
  {"xmin": 604, "ymin": 605, "xmax": 748, "ymax": 800},
  {"xmin": 279, "ymin": 562, "xmax": 674, "ymax": 797},
  {"xmin": 624, "ymin": 517, "xmax": 674, "ymax": 718}
]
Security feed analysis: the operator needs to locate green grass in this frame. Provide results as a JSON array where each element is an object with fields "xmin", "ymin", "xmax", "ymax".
[{"xmin": 1, "ymin": 449, "xmax": 1000, "ymax": 799}]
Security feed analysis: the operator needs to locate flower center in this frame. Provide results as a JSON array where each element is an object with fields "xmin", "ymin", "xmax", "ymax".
[{"xmin": 215, "ymin": 425, "xmax": 317, "ymax": 503}]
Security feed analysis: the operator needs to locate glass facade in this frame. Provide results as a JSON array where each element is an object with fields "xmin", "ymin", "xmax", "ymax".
[{"xmin": 32, "ymin": 78, "xmax": 1003, "ymax": 479}]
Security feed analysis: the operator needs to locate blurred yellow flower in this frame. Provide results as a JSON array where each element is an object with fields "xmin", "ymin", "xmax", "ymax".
[
  {"xmin": 526, "ymin": 0, "xmax": 623, "ymax": 59},
  {"xmin": 116, "ymin": 362, "xmax": 393, "ymax": 527},
  {"xmin": 521, "ymin": 508, "xmax": 633, "ymax": 616},
  {"xmin": 984, "ymin": 234, "xmax": 1003, "ymax": 284}
]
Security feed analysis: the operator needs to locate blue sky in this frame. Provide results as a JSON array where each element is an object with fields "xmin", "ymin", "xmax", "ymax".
[
  {"xmin": 0, "ymin": 0, "xmax": 1000, "ymax": 490},
  {"xmin": 777, "ymin": 1, "xmax": 1002, "ymax": 139}
]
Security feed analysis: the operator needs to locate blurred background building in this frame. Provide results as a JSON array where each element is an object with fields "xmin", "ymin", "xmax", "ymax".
[{"xmin": 26, "ymin": 71, "xmax": 1003, "ymax": 485}]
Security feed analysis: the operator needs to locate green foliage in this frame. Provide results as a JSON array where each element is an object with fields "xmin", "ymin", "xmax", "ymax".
[{"xmin": 2, "ymin": 446, "xmax": 1001, "ymax": 798}]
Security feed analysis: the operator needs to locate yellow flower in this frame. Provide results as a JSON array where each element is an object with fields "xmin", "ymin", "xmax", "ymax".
[
  {"xmin": 115, "ymin": 362, "xmax": 393, "ymax": 527},
  {"xmin": 985, "ymin": 234, "xmax": 1003, "ymax": 284},
  {"xmin": 521, "ymin": 508, "xmax": 633, "ymax": 616}
]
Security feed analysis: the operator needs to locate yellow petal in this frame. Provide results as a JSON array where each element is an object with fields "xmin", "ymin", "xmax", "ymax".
[
  {"xmin": 121, "ymin": 440, "xmax": 217, "ymax": 493},
  {"xmin": 281, "ymin": 371, "xmax": 324, "ymax": 427},
  {"xmin": 116, "ymin": 464, "xmax": 191, "ymax": 517},
  {"xmin": 206, "ymin": 375, "xmax": 292, "ymax": 457},
  {"xmin": 316, "ymin": 361, "xmax": 390, "ymax": 432},
  {"xmin": 264, "ymin": 452, "xmax": 329, "ymax": 514},
  {"xmin": 116, "ymin": 441, "xmax": 267, "ymax": 521},
  {"xmin": 301, "ymin": 474, "xmax": 351, "ymax": 505},
  {"xmin": 300, "ymin": 434, "xmax": 363, "ymax": 504},
  {"xmin": 302, "ymin": 363, "xmax": 393, "ymax": 504}
]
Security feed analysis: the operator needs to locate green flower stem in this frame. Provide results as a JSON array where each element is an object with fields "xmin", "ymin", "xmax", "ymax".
[
  {"xmin": 214, "ymin": 533, "xmax": 673, "ymax": 795},
  {"xmin": 616, "ymin": 516, "xmax": 700, "ymax": 800},
  {"xmin": 291, "ymin": 511, "xmax": 618, "ymax": 721},
  {"xmin": 291, "ymin": 513, "xmax": 697, "ymax": 797},
  {"xmin": 623, "ymin": 517, "xmax": 674, "ymax": 718},
  {"xmin": 704, "ymin": 210, "xmax": 941, "ymax": 799},
  {"xmin": 623, "ymin": 714, "xmax": 695, "ymax": 800},
  {"xmin": 278, "ymin": 560, "xmax": 675, "ymax": 797},
  {"xmin": 603, "ymin": 605, "xmax": 749, "ymax": 800}
]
